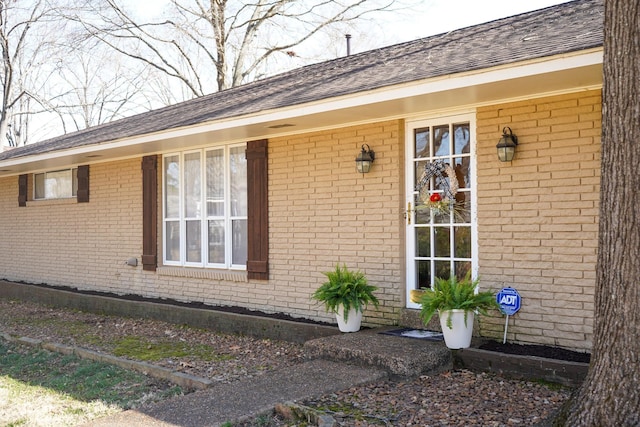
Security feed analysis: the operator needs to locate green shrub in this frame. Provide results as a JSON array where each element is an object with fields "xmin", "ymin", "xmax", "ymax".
[
  {"xmin": 311, "ymin": 264, "xmax": 379, "ymax": 322},
  {"xmin": 418, "ymin": 272, "xmax": 498, "ymax": 329}
]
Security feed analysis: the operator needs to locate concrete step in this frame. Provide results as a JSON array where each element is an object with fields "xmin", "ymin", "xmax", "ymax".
[{"xmin": 304, "ymin": 328, "xmax": 452, "ymax": 377}]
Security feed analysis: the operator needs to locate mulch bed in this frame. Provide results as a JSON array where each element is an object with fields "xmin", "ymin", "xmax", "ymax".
[{"xmin": 479, "ymin": 340, "xmax": 591, "ymax": 363}]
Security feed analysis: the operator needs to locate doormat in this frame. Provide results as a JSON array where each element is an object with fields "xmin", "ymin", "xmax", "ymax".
[{"xmin": 380, "ymin": 328, "xmax": 444, "ymax": 341}]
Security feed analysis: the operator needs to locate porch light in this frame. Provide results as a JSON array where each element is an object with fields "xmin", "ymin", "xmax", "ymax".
[
  {"xmin": 496, "ymin": 127, "xmax": 518, "ymax": 162},
  {"xmin": 355, "ymin": 144, "xmax": 375, "ymax": 174}
]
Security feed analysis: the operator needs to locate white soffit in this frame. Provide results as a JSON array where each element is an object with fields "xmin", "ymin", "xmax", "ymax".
[{"xmin": 0, "ymin": 49, "xmax": 602, "ymax": 176}]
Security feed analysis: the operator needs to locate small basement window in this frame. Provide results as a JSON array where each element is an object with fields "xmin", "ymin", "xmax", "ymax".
[{"xmin": 34, "ymin": 168, "xmax": 78, "ymax": 200}]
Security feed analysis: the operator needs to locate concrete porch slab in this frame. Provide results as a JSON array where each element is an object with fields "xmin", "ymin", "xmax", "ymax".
[{"xmin": 304, "ymin": 328, "xmax": 452, "ymax": 378}]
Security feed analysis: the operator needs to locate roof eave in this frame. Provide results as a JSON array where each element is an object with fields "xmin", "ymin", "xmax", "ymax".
[{"xmin": 0, "ymin": 48, "xmax": 603, "ymax": 177}]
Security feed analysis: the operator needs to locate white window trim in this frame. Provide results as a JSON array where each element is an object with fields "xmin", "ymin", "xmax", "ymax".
[
  {"xmin": 162, "ymin": 143, "xmax": 247, "ymax": 270},
  {"xmin": 33, "ymin": 168, "xmax": 78, "ymax": 200}
]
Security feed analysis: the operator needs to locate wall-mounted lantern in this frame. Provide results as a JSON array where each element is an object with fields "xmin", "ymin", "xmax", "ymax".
[
  {"xmin": 355, "ymin": 144, "xmax": 375, "ymax": 174},
  {"xmin": 496, "ymin": 127, "xmax": 518, "ymax": 162}
]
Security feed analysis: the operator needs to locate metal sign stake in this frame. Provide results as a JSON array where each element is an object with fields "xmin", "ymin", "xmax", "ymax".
[{"xmin": 503, "ymin": 315, "xmax": 509, "ymax": 344}]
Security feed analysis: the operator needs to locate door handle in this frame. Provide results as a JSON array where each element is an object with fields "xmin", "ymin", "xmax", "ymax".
[{"xmin": 405, "ymin": 201, "xmax": 413, "ymax": 225}]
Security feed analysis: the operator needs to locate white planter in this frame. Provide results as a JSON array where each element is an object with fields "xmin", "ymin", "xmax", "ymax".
[
  {"xmin": 336, "ymin": 306, "xmax": 363, "ymax": 332},
  {"xmin": 439, "ymin": 309, "xmax": 474, "ymax": 349}
]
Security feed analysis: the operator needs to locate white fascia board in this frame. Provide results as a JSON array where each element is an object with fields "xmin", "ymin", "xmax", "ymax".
[
  {"xmin": 278, "ymin": 49, "xmax": 603, "ymax": 118},
  {"xmin": 1, "ymin": 49, "xmax": 602, "ymax": 170}
]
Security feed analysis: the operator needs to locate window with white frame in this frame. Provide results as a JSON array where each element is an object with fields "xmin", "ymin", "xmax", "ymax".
[
  {"xmin": 34, "ymin": 168, "xmax": 78, "ymax": 200},
  {"xmin": 163, "ymin": 144, "xmax": 247, "ymax": 269}
]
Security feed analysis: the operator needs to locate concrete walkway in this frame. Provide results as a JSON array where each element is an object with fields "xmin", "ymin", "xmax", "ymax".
[
  {"xmin": 84, "ymin": 359, "xmax": 387, "ymax": 427},
  {"xmin": 85, "ymin": 330, "xmax": 451, "ymax": 426}
]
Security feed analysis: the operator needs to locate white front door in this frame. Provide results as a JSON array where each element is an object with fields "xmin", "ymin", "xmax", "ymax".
[{"xmin": 405, "ymin": 114, "xmax": 478, "ymax": 309}]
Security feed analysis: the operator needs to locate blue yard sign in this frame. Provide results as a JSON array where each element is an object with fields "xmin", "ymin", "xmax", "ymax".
[
  {"xmin": 497, "ymin": 287, "xmax": 521, "ymax": 316},
  {"xmin": 496, "ymin": 287, "xmax": 521, "ymax": 343}
]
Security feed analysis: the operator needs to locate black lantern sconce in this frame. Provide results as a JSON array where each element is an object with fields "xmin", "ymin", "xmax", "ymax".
[
  {"xmin": 496, "ymin": 127, "xmax": 518, "ymax": 162},
  {"xmin": 355, "ymin": 144, "xmax": 375, "ymax": 174}
]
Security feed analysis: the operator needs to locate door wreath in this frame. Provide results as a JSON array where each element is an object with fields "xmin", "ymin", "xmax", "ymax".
[{"xmin": 416, "ymin": 160, "xmax": 460, "ymax": 216}]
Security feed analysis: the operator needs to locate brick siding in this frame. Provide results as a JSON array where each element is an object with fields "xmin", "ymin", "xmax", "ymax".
[
  {"xmin": 476, "ymin": 90, "xmax": 601, "ymax": 351},
  {"xmin": 0, "ymin": 91, "xmax": 601, "ymax": 351},
  {"xmin": 0, "ymin": 159, "xmax": 145, "ymax": 294},
  {"xmin": 0, "ymin": 121, "xmax": 404, "ymax": 328},
  {"xmin": 268, "ymin": 121, "xmax": 404, "ymax": 325}
]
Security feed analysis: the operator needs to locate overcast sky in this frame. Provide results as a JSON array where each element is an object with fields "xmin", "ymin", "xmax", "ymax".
[
  {"xmin": 384, "ymin": 0, "xmax": 571, "ymax": 43},
  {"xmin": 133, "ymin": 0, "xmax": 572, "ymax": 50}
]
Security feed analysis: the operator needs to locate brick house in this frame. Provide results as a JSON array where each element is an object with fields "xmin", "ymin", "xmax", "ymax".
[{"xmin": 0, "ymin": 0, "xmax": 602, "ymax": 351}]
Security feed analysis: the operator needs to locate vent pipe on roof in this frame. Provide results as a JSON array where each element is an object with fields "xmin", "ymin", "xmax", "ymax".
[{"xmin": 346, "ymin": 34, "xmax": 352, "ymax": 56}]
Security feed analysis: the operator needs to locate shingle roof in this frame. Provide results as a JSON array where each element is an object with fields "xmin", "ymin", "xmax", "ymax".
[{"xmin": 0, "ymin": 0, "xmax": 602, "ymax": 161}]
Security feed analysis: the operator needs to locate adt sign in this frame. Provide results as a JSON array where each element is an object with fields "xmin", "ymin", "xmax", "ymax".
[{"xmin": 497, "ymin": 287, "xmax": 521, "ymax": 316}]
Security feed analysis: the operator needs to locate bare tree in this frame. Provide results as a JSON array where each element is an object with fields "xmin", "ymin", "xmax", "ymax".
[
  {"xmin": 0, "ymin": 0, "xmax": 57, "ymax": 147},
  {"xmin": 555, "ymin": 0, "xmax": 640, "ymax": 425},
  {"xmin": 75, "ymin": 0, "xmax": 400, "ymax": 100},
  {"xmin": 0, "ymin": 1, "xmax": 166, "ymax": 145},
  {"xmin": 0, "ymin": 0, "xmax": 415, "ymax": 144},
  {"xmin": 44, "ymin": 45, "xmax": 157, "ymax": 132}
]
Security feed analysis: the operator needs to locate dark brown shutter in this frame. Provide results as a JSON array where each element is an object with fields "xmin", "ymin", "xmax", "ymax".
[
  {"xmin": 246, "ymin": 139, "xmax": 269, "ymax": 280},
  {"xmin": 76, "ymin": 165, "xmax": 90, "ymax": 203},
  {"xmin": 18, "ymin": 174, "xmax": 27, "ymax": 207},
  {"xmin": 142, "ymin": 155, "xmax": 158, "ymax": 271}
]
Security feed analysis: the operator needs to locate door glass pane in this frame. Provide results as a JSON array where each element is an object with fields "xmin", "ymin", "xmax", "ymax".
[
  {"xmin": 415, "ymin": 227, "xmax": 431, "ymax": 257},
  {"xmin": 455, "ymin": 261, "xmax": 472, "ymax": 280},
  {"xmin": 186, "ymin": 220, "xmax": 201, "ymax": 263},
  {"xmin": 453, "ymin": 123, "xmax": 470, "ymax": 155},
  {"xmin": 165, "ymin": 221, "xmax": 180, "ymax": 262},
  {"xmin": 415, "ymin": 127, "xmax": 430, "ymax": 158},
  {"xmin": 434, "ymin": 210, "xmax": 450, "ymax": 224},
  {"xmin": 416, "ymin": 261, "xmax": 431, "ymax": 290},
  {"xmin": 434, "ymin": 260, "xmax": 451, "ymax": 281},
  {"xmin": 415, "ymin": 160, "xmax": 428, "ymax": 193},
  {"xmin": 206, "ymin": 149, "xmax": 224, "ymax": 217},
  {"xmin": 432, "ymin": 125, "xmax": 450, "ymax": 157},
  {"xmin": 184, "ymin": 152, "xmax": 201, "ymax": 218},
  {"xmin": 164, "ymin": 155, "xmax": 180, "ymax": 218},
  {"xmin": 414, "ymin": 193, "xmax": 431, "ymax": 225},
  {"xmin": 232, "ymin": 219, "xmax": 247, "ymax": 265},
  {"xmin": 230, "ymin": 146, "xmax": 247, "ymax": 217},
  {"xmin": 433, "ymin": 169, "xmax": 453, "ymax": 193},
  {"xmin": 454, "ymin": 157, "xmax": 471, "ymax": 189},
  {"xmin": 208, "ymin": 220, "xmax": 225, "ymax": 264},
  {"xmin": 415, "ymin": 160, "xmax": 432, "ymax": 217},
  {"xmin": 434, "ymin": 227, "xmax": 450, "ymax": 257},
  {"xmin": 454, "ymin": 226, "xmax": 472, "ymax": 258},
  {"xmin": 454, "ymin": 196, "xmax": 472, "ymax": 224}
]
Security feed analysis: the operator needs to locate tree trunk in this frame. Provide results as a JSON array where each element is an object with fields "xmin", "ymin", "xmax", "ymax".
[
  {"xmin": 212, "ymin": 0, "xmax": 227, "ymax": 91},
  {"xmin": 557, "ymin": 0, "xmax": 640, "ymax": 425}
]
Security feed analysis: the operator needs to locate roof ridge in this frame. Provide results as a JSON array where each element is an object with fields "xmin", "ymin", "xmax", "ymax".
[{"xmin": 206, "ymin": 0, "xmax": 590, "ymax": 96}]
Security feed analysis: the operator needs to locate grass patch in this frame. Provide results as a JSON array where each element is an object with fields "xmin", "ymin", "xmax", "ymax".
[
  {"xmin": 532, "ymin": 378, "xmax": 570, "ymax": 391},
  {"xmin": 9, "ymin": 315, "xmax": 104, "ymax": 347},
  {"xmin": 112, "ymin": 335, "xmax": 235, "ymax": 362},
  {"xmin": 0, "ymin": 340, "xmax": 182, "ymax": 412}
]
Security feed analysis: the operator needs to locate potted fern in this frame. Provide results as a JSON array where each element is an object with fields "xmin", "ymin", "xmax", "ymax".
[
  {"xmin": 416, "ymin": 273, "xmax": 498, "ymax": 349},
  {"xmin": 311, "ymin": 264, "xmax": 379, "ymax": 332}
]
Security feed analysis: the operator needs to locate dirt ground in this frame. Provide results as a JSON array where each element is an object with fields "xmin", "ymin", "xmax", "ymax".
[{"xmin": 0, "ymin": 298, "xmax": 571, "ymax": 426}]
